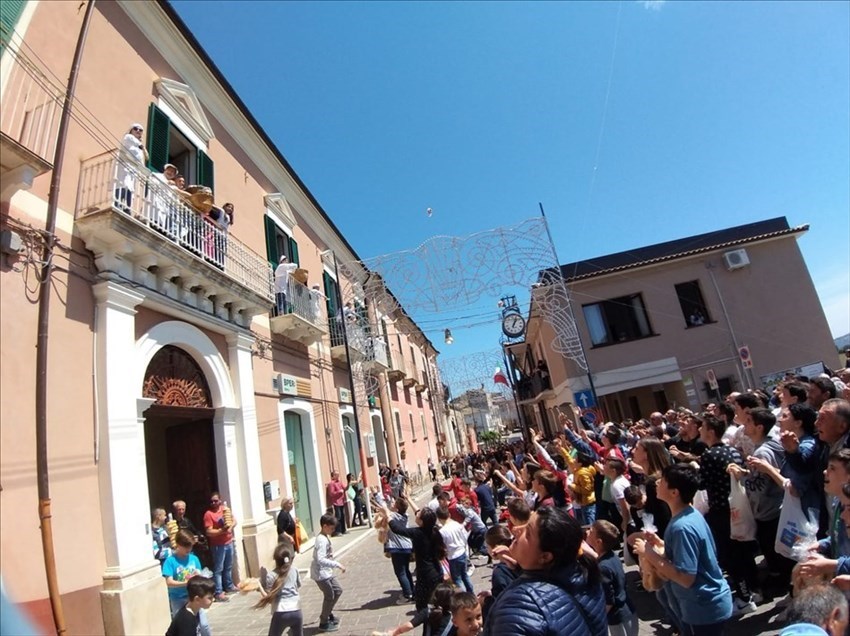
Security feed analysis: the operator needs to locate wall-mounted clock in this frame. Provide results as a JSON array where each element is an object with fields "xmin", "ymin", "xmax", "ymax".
[{"xmin": 502, "ymin": 312, "xmax": 526, "ymax": 338}]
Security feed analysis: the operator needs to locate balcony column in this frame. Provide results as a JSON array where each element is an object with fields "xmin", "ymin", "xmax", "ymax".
[
  {"xmin": 93, "ymin": 281, "xmax": 169, "ymax": 636},
  {"xmin": 226, "ymin": 332, "xmax": 276, "ymax": 576}
]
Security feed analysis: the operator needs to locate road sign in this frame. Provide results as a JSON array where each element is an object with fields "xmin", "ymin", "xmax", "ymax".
[
  {"xmin": 738, "ymin": 345, "xmax": 753, "ymax": 369},
  {"xmin": 706, "ymin": 369, "xmax": 719, "ymax": 390},
  {"xmin": 574, "ymin": 390, "xmax": 595, "ymax": 409},
  {"xmin": 581, "ymin": 408, "xmax": 601, "ymax": 426}
]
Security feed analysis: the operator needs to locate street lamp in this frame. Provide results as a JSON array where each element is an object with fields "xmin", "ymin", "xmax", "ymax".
[{"xmin": 444, "ymin": 328, "xmax": 454, "ymax": 345}]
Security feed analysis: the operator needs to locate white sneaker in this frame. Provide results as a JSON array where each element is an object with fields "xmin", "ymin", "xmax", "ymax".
[
  {"xmin": 751, "ymin": 591, "xmax": 764, "ymax": 605},
  {"xmin": 466, "ymin": 563, "xmax": 475, "ymax": 576},
  {"xmin": 732, "ymin": 597, "xmax": 757, "ymax": 616}
]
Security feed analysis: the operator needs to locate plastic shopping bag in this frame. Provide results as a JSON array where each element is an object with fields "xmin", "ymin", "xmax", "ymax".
[
  {"xmin": 729, "ymin": 474, "xmax": 756, "ymax": 541},
  {"xmin": 775, "ymin": 487, "xmax": 818, "ymax": 560},
  {"xmin": 693, "ymin": 489, "xmax": 710, "ymax": 516}
]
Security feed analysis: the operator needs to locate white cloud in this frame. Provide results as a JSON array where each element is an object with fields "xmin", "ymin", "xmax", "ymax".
[{"xmin": 639, "ymin": 0, "xmax": 666, "ymax": 10}]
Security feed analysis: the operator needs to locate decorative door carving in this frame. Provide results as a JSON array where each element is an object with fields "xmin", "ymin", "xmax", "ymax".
[{"xmin": 143, "ymin": 345, "xmax": 212, "ymax": 408}]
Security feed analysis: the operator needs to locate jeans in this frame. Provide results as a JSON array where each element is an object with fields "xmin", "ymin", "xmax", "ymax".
[
  {"xmin": 169, "ymin": 597, "xmax": 211, "ymax": 636},
  {"xmin": 468, "ymin": 530, "xmax": 486, "ymax": 555},
  {"xmin": 480, "ymin": 507, "xmax": 499, "ymax": 527},
  {"xmin": 448, "ymin": 554, "xmax": 474, "ymax": 593},
  {"xmin": 268, "ymin": 609, "xmax": 303, "ymax": 636},
  {"xmin": 211, "ymin": 542, "xmax": 234, "ymax": 595},
  {"xmin": 333, "ymin": 504, "xmax": 347, "ymax": 535},
  {"xmin": 575, "ymin": 503, "xmax": 596, "ymax": 526},
  {"xmin": 390, "ymin": 552, "xmax": 414, "ymax": 598},
  {"xmin": 315, "ymin": 576, "xmax": 343, "ymax": 624}
]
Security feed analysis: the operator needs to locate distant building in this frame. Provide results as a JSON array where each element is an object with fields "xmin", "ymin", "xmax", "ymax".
[{"xmin": 509, "ymin": 217, "xmax": 839, "ymax": 432}]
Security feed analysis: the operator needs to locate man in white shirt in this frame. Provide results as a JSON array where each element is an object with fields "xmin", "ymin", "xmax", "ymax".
[
  {"xmin": 274, "ymin": 255, "xmax": 297, "ymax": 315},
  {"xmin": 436, "ymin": 507, "xmax": 473, "ymax": 593}
]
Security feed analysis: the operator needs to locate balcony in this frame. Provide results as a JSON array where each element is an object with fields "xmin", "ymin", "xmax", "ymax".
[
  {"xmin": 0, "ymin": 43, "xmax": 58, "ymax": 199},
  {"xmin": 330, "ymin": 321, "xmax": 368, "ymax": 364},
  {"xmin": 516, "ymin": 372, "xmax": 553, "ymax": 404},
  {"xmin": 415, "ymin": 377, "xmax": 427, "ymax": 393},
  {"xmin": 402, "ymin": 373, "xmax": 417, "ymax": 389},
  {"xmin": 386, "ymin": 364, "xmax": 406, "ymax": 383},
  {"xmin": 362, "ymin": 337, "xmax": 390, "ymax": 373},
  {"xmin": 270, "ymin": 277, "xmax": 326, "ymax": 346},
  {"xmin": 75, "ymin": 152, "xmax": 273, "ymax": 326}
]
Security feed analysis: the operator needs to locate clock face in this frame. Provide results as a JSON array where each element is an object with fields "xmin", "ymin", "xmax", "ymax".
[{"xmin": 502, "ymin": 312, "xmax": 526, "ymax": 337}]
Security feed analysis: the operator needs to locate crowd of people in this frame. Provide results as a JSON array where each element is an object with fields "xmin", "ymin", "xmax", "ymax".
[
  {"xmin": 158, "ymin": 369, "xmax": 849, "ymax": 636},
  {"xmin": 354, "ymin": 370, "xmax": 848, "ymax": 636}
]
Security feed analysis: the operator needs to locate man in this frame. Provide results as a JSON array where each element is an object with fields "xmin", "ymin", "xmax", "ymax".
[
  {"xmin": 172, "ymin": 500, "xmax": 201, "ymax": 541},
  {"xmin": 326, "ymin": 470, "xmax": 347, "ymax": 536},
  {"xmin": 203, "ymin": 492, "xmax": 236, "ymax": 602},
  {"xmin": 697, "ymin": 414, "xmax": 745, "ymax": 601},
  {"xmin": 664, "ymin": 413, "xmax": 706, "ymax": 463},
  {"xmin": 274, "ymin": 255, "xmax": 297, "ymax": 315},
  {"xmin": 808, "ymin": 377, "xmax": 837, "ymax": 411},
  {"xmin": 151, "ymin": 162, "xmax": 179, "ymax": 230},
  {"xmin": 634, "ymin": 464, "xmax": 732, "ymax": 635},
  {"xmin": 729, "ymin": 408, "xmax": 791, "ymax": 603},
  {"xmin": 779, "ymin": 584, "xmax": 848, "ymax": 636},
  {"xmin": 816, "ymin": 398, "xmax": 850, "ymax": 454},
  {"xmin": 731, "ymin": 392, "xmax": 762, "ymax": 457}
]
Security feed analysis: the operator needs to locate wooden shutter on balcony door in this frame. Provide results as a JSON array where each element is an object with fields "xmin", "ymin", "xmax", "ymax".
[
  {"xmin": 196, "ymin": 150, "xmax": 214, "ymax": 192},
  {"xmin": 323, "ymin": 272, "xmax": 339, "ymax": 320},
  {"xmin": 288, "ymin": 237, "xmax": 300, "ymax": 266},
  {"xmin": 264, "ymin": 216, "xmax": 279, "ymax": 266},
  {"xmin": 146, "ymin": 103, "xmax": 171, "ymax": 171},
  {"xmin": 0, "ymin": 0, "xmax": 26, "ymax": 46}
]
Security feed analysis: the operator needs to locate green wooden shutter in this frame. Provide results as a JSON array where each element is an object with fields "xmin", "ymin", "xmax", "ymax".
[
  {"xmin": 288, "ymin": 236, "xmax": 300, "ymax": 266},
  {"xmin": 0, "ymin": 0, "xmax": 26, "ymax": 47},
  {"xmin": 264, "ymin": 216, "xmax": 279, "ymax": 266},
  {"xmin": 196, "ymin": 149, "xmax": 214, "ymax": 192},
  {"xmin": 146, "ymin": 103, "xmax": 171, "ymax": 171},
  {"xmin": 323, "ymin": 272, "xmax": 339, "ymax": 318}
]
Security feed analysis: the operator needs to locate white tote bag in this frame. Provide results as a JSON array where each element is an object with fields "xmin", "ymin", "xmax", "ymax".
[
  {"xmin": 774, "ymin": 487, "xmax": 818, "ymax": 560},
  {"xmin": 729, "ymin": 474, "xmax": 756, "ymax": 542}
]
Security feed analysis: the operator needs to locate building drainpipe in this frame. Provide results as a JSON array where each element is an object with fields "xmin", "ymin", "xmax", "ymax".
[{"xmin": 35, "ymin": 2, "xmax": 95, "ymax": 633}]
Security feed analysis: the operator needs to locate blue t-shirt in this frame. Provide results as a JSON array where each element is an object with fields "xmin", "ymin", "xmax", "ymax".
[
  {"xmin": 662, "ymin": 506, "xmax": 732, "ymax": 626},
  {"xmin": 162, "ymin": 553, "xmax": 203, "ymax": 600}
]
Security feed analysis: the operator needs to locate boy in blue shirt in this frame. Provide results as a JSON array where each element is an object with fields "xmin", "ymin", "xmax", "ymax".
[
  {"xmin": 634, "ymin": 463, "xmax": 732, "ymax": 636},
  {"xmin": 162, "ymin": 530, "xmax": 211, "ymax": 636}
]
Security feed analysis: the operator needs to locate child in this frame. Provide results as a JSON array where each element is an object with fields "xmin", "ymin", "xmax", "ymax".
[
  {"xmin": 504, "ymin": 497, "xmax": 530, "ymax": 533},
  {"xmin": 311, "ymin": 513, "xmax": 346, "ymax": 632},
  {"xmin": 370, "ymin": 582, "xmax": 456, "ymax": 636},
  {"xmin": 456, "ymin": 496, "xmax": 487, "ymax": 557},
  {"xmin": 165, "ymin": 575, "xmax": 215, "ymax": 636},
  {"xmin": 162, "ymin": 531, "xmax": 205, "ymax": 618},
  {"xmin": 587, "ymin": 521, "xmax": 637, "ymax": 636},
  {"xmin": 478, "ymin": 526, "xmax": 517, "ymax": 622},
  {"xmin": 603, "ymin": 458, "xmax": 631, "ymax": 534},
  {"xmin": 255, "ymin": 537, "xmax": 303, "ymax": 636},
  {"xmin": 570, "ymin": 452, "xmax": 597, "ymax": 526},
  {"xmin": 449, "ymin": 591, "xmax": 483, "ymax": 636}
]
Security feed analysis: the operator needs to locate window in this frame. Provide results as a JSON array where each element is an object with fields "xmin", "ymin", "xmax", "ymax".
[
  {"xmin": 582, "ymin": 294, "xmax": 653, "ymax": 346},
  {"xmin": 421, "ymin": 413, "xmax": 428, "ymax": 439},
  {"xmin": 675, "ymin": 281, "xmax": 711, "ymax": 328},
  {"xmin": 409, "ymin": 413, "xmax": 416, "ymax": 441},
  {"xmin": 146, "ymin": 103, "xmax": 214, "ymax": 190},
  {"xmin": 264, "ymin": 216, "xmax": 299, "ymax": 267},
  {"xmin": 394, "ymin": 411, "xmax": 403, "ymax": 442}
]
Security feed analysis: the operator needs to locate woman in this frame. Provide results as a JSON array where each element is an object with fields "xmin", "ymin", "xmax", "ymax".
[
  {"xmin": 387, "ymin": 504, "xmax": 447, "ymax": 611},
  {"xmin": 276, "ymin": 498, "xmax": 297, "ymax": 548},
  {"xmin": 778, "ymin": 403, "xmax": 822, "ymax": 519},
  {"xmin": 531, "ymin": 470, "xmax": 561, "ymax": 510},
  {"xmin": 346, "ymin": 472, "xmax": 365, "ymax": 527},
  {"xmin": 151, "ymin": 507, "xmax": 172, "ymax": 565},
  {"xmin": 630, "ymin": 437, "xmax": 673, "ymax": 536},
  {"xmin": 483, "ymin": 507, "xmax": 607, "ymax": 635}
]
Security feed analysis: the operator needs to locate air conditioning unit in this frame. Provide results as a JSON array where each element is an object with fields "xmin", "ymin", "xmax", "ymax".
[{"xmin": 723, "ymin": 248, "xmax": 750, "ymax": 271}]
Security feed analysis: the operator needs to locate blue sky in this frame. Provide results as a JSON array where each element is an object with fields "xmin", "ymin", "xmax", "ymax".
[{"xmin": 173, "ymin": 0, "xmax": 849, "ymax": 367}]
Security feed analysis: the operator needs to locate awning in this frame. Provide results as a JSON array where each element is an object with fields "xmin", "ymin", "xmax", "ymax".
[{"xmin": 569, "ymin": 357, "xmax": 682, "ymax": 397}]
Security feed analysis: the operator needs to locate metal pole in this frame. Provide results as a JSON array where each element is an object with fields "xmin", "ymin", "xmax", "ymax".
[
  {"xmin": 331, "ymin": 255, "xmax": 372, "ymax": 527},
  {"xmin": 706, "ymin": 262, "xmax": 748, "ymax": 390},
  {"xmin": 537, "ymin": 202, "xmax": 601, "ymax": 408},
  {"xmin": 35, "ymin": 3, "xmax": 95, "ymax": 633}
]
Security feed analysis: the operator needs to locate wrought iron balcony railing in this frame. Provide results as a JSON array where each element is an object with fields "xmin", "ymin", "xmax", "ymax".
[{"xmin": 76, "ymin": 152, "xmax": 274, "ymax": 308}]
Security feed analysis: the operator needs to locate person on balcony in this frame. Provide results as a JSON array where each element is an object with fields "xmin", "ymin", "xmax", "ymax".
[
  {"xmin": 274, "ymin": 255, "xmax": 297, "ymax": 315},
  {"xmin": 151, "ymin": 163, "xmax": 179, "ymax": 233},
  {"xmin": 115, "ymin": 123, "xmax": 148, "ymax": 214}
]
